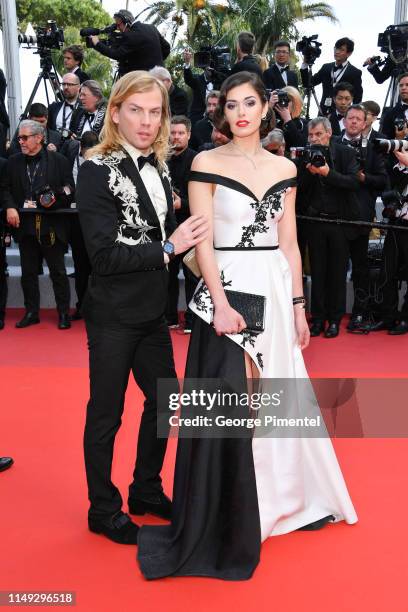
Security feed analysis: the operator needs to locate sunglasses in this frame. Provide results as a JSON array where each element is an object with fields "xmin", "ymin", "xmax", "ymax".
[{"xmin": 17, "ymin": 134, "xmax": 36, "ymax": 142}]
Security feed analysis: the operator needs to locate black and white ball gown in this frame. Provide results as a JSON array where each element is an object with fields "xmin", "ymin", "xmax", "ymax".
[{"xmin": 137, "ymin": 170, "xmax": 358, "ymax": 580}]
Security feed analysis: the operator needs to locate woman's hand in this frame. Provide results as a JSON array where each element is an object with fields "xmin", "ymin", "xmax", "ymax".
[
  {"xmin": 294, "ymin": 308, "xmax": 310, "ymax": 349},
  {"xmin": 213, "ymin": 304, "xmax": 246, "ymax": 336}
]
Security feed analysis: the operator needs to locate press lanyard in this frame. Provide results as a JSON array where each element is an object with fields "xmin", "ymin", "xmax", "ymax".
[
  {"xmin": 62, "ymin": 103, "xmax": 73, "ymax": 128},
  {"xmin": 331, "ymin": 62, "xmax": 348, "ymax": 87},
  {"xmin": 26, "ymin": 160, "xmax": 41, "ymax": 200}
]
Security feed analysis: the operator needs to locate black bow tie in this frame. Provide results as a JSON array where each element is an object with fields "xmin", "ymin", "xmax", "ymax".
[
  {"xmin": 334, "ymin": 64, "xmax": 344, "ymax": 73},
  {"xmin": 138, "ymin": 152, "xmax": 158, "ymax": 171},
  {"xmin": 279, "ymin": 66, "xmax": 289, "ymax": 73},
  {"xmin": 401, "ymin": 104, "xmax": 408, "ymax": 110},
  {"xmin": 86, "ymin": 112, "xmax": 95, "ymax": 121},
  {"xmin": 337, "ymin": 113, "xmax": 344, "ymax": 119}
]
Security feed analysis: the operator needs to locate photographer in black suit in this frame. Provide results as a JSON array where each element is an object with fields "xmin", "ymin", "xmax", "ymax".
[
  {"xmin": 296, "ymin": 117, "xmax": 360, "ymax": 338},
  {"xmin": 63, "ymin": 45, "xmax": 90, "ymax": 84},
  {"xmin": 3, "ymin": 120, "xmax": 74, "ymax": 330},
  {"xmin": 230, "ymin": 32, "xmax": 263, "ymax": 80},
  {"xmin": 183, "ymin": 49, "xmax": 217, "ymax": 125},
  {"xmin": 334, "ymin": 105, "xmax": 388, "ymax": 332},
  {"xmin": 269, "ymin": 85, "xmax": 307, "ymax": 150},
  {"xmin": 47, "ymin": 73, "xmax": 81, "ymax": 133},
  {"xmin": 328, "ymin": 82, "xmax": 354, "ymax": 136},
  {"xmin": 361, "ymin": 101, "xmax": 387, "ymax": 140},
  {"xmin": 263, "ymin": 40, "xmax": 299, "ymax": 90},
  {"xmin": 8, "ymin": 103, "xmax": 62, "ymax": 156},
  {"xmin": 381, "ymin": 73, "xmax": 408, "ymax": 139},
  {"xmin": 89, "ymin": 9, "xmax": 170, "ymax": 76},
  {"xmin": 76, "ymin": 72, "xmax": 208, "ymax": 544},
  {"xmin": 300, "ymin": 37, "xmax": 363, "ymax": 114}
]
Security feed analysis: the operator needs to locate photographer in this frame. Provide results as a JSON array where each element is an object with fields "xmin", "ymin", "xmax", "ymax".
[
  {"xmin": 48, "ymin": 73, "xmax": 81, "ymax": 134},
  {"xmin": 381, "ymin": 73, "xmax": 408, "ymax": 139},
  {"xmin": 328, "ymin": 82, "xmax": 354, "ymax": 135},
  {"xmin": 263, "ymin": 40, "xmax": 299, "ymax": 90},
  {"xmin": 269, "ymin": 86, "xmax": 307, "ymax": 150},
  {"xmin": 370, "ymin": 148, "xmax": 408, "ymax": 334},
  {"xmin": 182, "ymin": 49, "xmax": 215, "ymax": 125},
  {"xmin": 361, "ymin": 101, "xmax": 387, "ymax": 140},
  {"xmin": 8, "ymin": 103, "xmax": 62, "ymax": 156},
  {"xmin": 189, "ymin": 91, "xmax": 220, "ymax": 151},
  {"xmin": 364, "ymin": 24, "xmax": 408, "ymax": 85},
  {"xmin": 262, "ymin": 128, "xmax": 286, "ymax": 156},
  {"xmin": 3, "ymin": 120, "xmax": 74, "ymax": 330},
  {"xmin": 70, "ymin": 80, "xmax": 106, "ymax": 138},
  {"xmin": 149, "ymin": 66, "xmax": 188, "ymax": 116},
  {"xmin": 300, "ymin": 37, "xmax": 363, "ymax": 114},
  {"xmin": 296, "ymin": 117, "xmax": 360, "ymax": 338},
  {"xmin": 63, "ymin": 45, "xmax": 90, "ymax": 84},
  {"xmin": 230, "ymin": 32, "xmax": 263, "ymax": 80},
  {"xmin": 89, "ymin": 9, "xmax": 170, "ymax": 76},
  {"xmin": 334, "ymin": 105, "xmax": 388, "ymax": 332}
]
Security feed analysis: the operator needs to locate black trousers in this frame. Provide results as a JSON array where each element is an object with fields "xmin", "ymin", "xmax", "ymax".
[
  {"xmin": 0, "ymin": 243, "xmax": 7, "ymax": 318},
  {"xmin": 84, "ymin": 316, "xmax": 178, "ymax": 520},
  {"xmin": 308, "ymin": 221, "xmax": 349, "ymax": 323},
  {"xmin": 166, "ymin": 253, "xmax": 198, "ymax": 327},
  {"xmin": 377, "ymin": 227, "xmax": 408, "ymax": 323},
  {"xmin": 70, "ymin": 215, "xmax": 91, "ymax": 310},
  {"xmin": 19, "ymin": 235, "xmax": 70, "ymax": 314},
  {"xmin": 349, "ymin": 233, "xmax": 370, "ymax": 316}
]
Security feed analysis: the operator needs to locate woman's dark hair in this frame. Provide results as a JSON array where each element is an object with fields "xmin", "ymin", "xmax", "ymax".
[{"xmin": 213, "ymin": 71, "xmax": 275, "ymax": 139}]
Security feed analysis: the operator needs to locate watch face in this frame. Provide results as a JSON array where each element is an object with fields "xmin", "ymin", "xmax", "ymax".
[{"xmin": 164, "ymin": 241, "xmax": 174, "ymax": 255}]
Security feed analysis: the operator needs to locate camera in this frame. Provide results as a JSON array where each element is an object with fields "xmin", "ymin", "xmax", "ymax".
[
  {"xmin": 276, "ymin": 90, "xmax": 290, "ymax": 108},
  {"xmin": 378, "ymin": 23, "xmax": 408, "ymax": 55},
  {"xmin": 290, "ymin": 144, "xmax": 330, "ymax": 167},
  {"xmin": 58, "ymin": 127, "xmax": 73, "ymax": 141},
  {"xmin": 381, "ymin": 189, "xmax": 408, "ymax": 218},
  {"xmin": 194, "ymin": 46, "xmax": 231, "ymax": 72},
  {"xmin": 394, "ymin": 117, "xmax": 407, "ymax": 132},
  {"xmin": 296, "ymin": 34, "xmax": 322, "ymax": 66},
  {"xmin": 344, "ymin": 138, "xmax": 369, "ymax": 169},
  {"xmin": 35, "ymin": 185, "xmax": 56, "ymax": 209},
  {"xmin": 80, "ymin": 24, "xmax": 122, "ymax": 49},
  {"xmin": 373, "ymin": 138, "xmax": 408, "ymax": 154},
  {"xmin": 18, "ymin": 20, "xmax": 64, "ymax": 50}
]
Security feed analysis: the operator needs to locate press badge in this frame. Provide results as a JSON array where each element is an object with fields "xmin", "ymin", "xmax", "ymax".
[{"xmin": 324, "ymin": 97, "xmax": 332, "ymax": 107}]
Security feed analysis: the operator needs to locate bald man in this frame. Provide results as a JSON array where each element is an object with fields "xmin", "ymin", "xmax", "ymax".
[{"xmin": 48, "ymin": 73, "xmax": 81, "ymax": 133}]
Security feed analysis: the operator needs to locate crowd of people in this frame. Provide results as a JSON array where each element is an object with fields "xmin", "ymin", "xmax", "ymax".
[{"xmin": 0, "ymin": 10, "xmax": 408, "ymax": 339}]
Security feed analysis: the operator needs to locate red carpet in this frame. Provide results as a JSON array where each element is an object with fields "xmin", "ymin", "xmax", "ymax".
[{"xmin": 1, "ymin": 309, "xmax": 408, "ymax": 611}]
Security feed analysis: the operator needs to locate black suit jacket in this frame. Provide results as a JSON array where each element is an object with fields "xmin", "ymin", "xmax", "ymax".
[
  {"xmin": 47, "ymin": 100, "xmax": 80, "ymax": 132},
  {"xmin": 296, "ymin": 141, "xmax": 360, "ymax": 238},
  {"xmin": 76, "ymin": 149, "xmax": 177, "ymax": 325},
  {"xmin": 1, "ymin": 150, "xmax": 75, "ymax": 243},
  {"xmin": 190, "ymin": 117, "xmax": 213, "ymax": 151},
  {"xmin": 169, "ymin": 84, "xmax": 189, "ymax": 117},
  {"xmin": 71, "ymin": 67, "xmax": 90, "ymax": 84},
  {"xmin": 183, "ymin": 67, "xmax": 207, "ymax": 123},
  {"xmin": 333, "ymin": 135, "xmax": 388, "ymax": 229},
  {"xmin": 263, "ymin": 64, "xmax": 299, "ymax": 90},
  {"xmin": 230, "ymin": 55, "xmax": 263, "ymax": 80},
  {"xmin": 381, "ymin": 102, "xmax": 408, "ymax": 138},
  {"xmin": 95, "ymin": 22, "xmax": 170, "ymax": 75},
  {"xmin": 301, "ymin": 61, "xmax": 363, "ymax": 111},
  {"xmin": 328, "ymin": 111, "xmax": 343, "ymax": 136}
]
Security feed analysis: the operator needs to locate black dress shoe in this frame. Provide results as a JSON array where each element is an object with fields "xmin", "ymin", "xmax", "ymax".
[
  {"xmin": 347, "ymin": 315, "xmax": 370, "ymax": 335},
  {"xmin": 0, "ymin": 319, "xmax": 4, "ymax": 330},
  {"xmin": 324, "ymin": 322, "xmax": 339, "ymax": 338},
  {"xmin": 15, "ymin": 312, "xmax": 40, "ymax": 328},
  {"xmin": 69, "ymin": 309, "xmax": 83, "ymax": 321},
  {"xmin": 298, "ymin": 515, "xmax": 335, "ymax": 531},
  {"xmin": 369, "ymin": 320, "xmax": 394, "ymax": 332},
  {"xmin": 310, "ymin": 321, "xmax": 325, "ymax": 337},
  {"xmin": 58, "ymin": 313, "xmax": 71, "ymax": 330},
  {"xmin": 0, "ymin": 456, "xmax": 14, "ymax": 472},
  {"xmin": 388, "ymin": 320, "xmax": 408, "ymax": 335},
  {"xmin": 128, "ymin": 492, "xmax": 172, "ymax": 520},
  {"xmin": 88, "ymin": 511, "xmax": 139, "ymax": 544}
]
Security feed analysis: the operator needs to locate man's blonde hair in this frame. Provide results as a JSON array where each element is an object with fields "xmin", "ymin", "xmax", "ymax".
[{"xmin": 90, "ymin": 71, "xmax": 171, "ymax": 164}]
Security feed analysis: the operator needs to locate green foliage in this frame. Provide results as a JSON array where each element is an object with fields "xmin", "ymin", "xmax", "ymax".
[{"xmin": 16, "ymin": 0, "xmax": 111, "ymax": 31}]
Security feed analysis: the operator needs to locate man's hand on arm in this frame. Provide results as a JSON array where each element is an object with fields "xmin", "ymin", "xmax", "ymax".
[{"xmin": 167, "ymin": 215, "xmax": 208, "ymax": 256}]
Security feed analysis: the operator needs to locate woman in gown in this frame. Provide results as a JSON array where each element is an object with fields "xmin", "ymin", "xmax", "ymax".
[{"xmin": 137, "ymin": 72, "xmax": 358, "ymax": 580}]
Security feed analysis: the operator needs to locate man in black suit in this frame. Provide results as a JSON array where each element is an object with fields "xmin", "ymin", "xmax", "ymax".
[
  {"xmin": 76, "ymin": 73, "xmax": 208, "ymax": 544},
  {"xmin": 0, "ymin": 157, "xmax": 8, "ymax": 329},
  {"xmin": 63, "ymin": 45, "xmax": 90, "ymax": 84},
  {"xmin": 334, "ymin": 104, "xmax": 388, "ymax": 332},
  {"xmin": 149, "ymin": 66, "xmax": 188, "ymax": 116},
  {"xmin": 328, "ymin": 82, "xmax": 354, "ymax": 136},
  {"xmin": 263, "ymin": 40, "xmax": 299, "ymax": 91},
  {"xmin": 296, "ymin": 117, "xmax": 360, "ymax": 338},
  {"xmin": 381, "ymin": 73, "xmax": 408, "ymax": 139},
  {"xmin": 189, "ymin": 91, "xmax": 220, "ymax": 150},
  {"xmin": 48, "ymin": 73, "xmax": 81, "ymax": 133},
  {"xmin": 361, "ymin": 100, "xmax": 387, "ymax": 140},
  {"xmin": 8, "ymin": 103, "xmax": 62, "ymax": 156},
  {"xmin": 90, "ymin": 9, "xmax": 170, "ymax": 76},
  {"xmin": 364, "ymin": 54, "xmax": 408, "ymax": 85},
  {"xmin": 300, "ymin": 37, "xmax": 363, "ymax": 114},
  {"xmin": 183, "ymin": 49, "xmax": 218, "ymax": 125},
  {"xmin": 166, "ymin": 116, "xmax": 198, "ymax": 332},
  {"xmin": 230, "ymin": 31, "xmax": 263, "ymax": 80},
  {"xmin": 3, "ymin": 120, "xmax": 74, "ymax": 330}
]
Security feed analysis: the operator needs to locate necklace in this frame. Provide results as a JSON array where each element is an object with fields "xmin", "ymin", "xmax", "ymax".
[{"xmin": 231, "ymin": 141, "xmax": 263, "ymax": 170}]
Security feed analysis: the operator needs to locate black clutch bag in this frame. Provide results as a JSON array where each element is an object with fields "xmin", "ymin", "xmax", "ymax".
[{"xmin": 224, "ymin": 290, "xmax": 266, "ymax": 334}]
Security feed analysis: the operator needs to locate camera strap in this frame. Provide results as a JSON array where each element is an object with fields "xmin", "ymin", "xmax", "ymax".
[
  {"xmin": 331, "ymin": 62, "xmax": 349, "ymax": 87},
  {"xmin": 62, "ymin": 103, "xmax": 74, "ymax": 129},
  {"xmin": 26, "ymin": 161, "xmax": 41, "ymax": 200}
]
